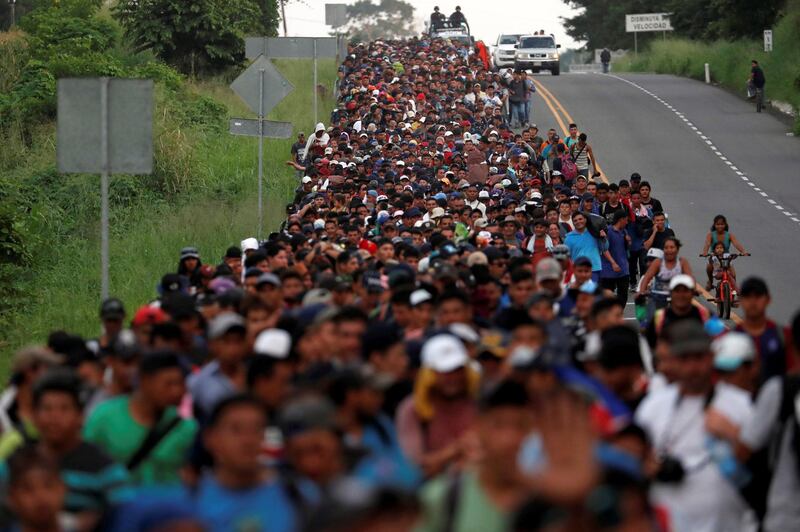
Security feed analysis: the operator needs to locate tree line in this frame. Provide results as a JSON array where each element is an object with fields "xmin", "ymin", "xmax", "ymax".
[{"xmin": 563, "ymin": 0, "xmax": 786, "ymax": 50}]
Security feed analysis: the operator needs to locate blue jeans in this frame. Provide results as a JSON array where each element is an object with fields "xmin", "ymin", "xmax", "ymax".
[
  {"xmin": 510, "ymin": 102, "xmax": 526, "ymax": 127},
  {"xmin": 524, "ymin": 100, "xmax": 532, "ymax": 124}
]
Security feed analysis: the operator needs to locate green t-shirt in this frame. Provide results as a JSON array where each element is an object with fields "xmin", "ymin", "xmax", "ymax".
[
  {"xmin": 416, "ymin": 469, "xmax": 509, "ymax": 532},
  {"xmin": 83, "ymin": 396, "xmax": 197, "ymax": 486}
]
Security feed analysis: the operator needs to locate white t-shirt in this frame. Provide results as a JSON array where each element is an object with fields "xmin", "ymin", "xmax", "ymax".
[
  {"xmin": 740, "ymin": 377, "xmax": 800, "ymax": 532},
  {"xmin": 635, "ymin": 382, "xmax": 753, "ymax": 532}
]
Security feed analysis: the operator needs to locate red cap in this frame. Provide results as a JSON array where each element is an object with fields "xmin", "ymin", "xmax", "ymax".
[
  {"xmin": 359, "ymin": 239, "xmax": 378, "ymax": 255},
  {"xmin": 417, "ymin": 93, "xmax": 426, "ymax": 100},
  {"xmin": 132, "ymin": 306, "xmax": 168, "ymax": 327}
]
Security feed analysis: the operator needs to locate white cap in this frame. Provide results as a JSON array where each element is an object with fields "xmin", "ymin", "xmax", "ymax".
[
  {"xmin": 501, "ymin": 179, "xmax": 512, "ymax": 187},
  {"xmin": 410, "ymin": 289, "xmax": 433, "ymax": 307},
  {"xmin": 313, "ymin": 218, "xmax": 326, "ymax": 230},
  {"xmin": 669, "ymin": 274, "xmax": 695, "ymax": 291},
  {"xmin": 396, "ymin": 160, "xmax": 405, "ymax": 166},
  {"xmin": 449, "ymin": 323, "xmax": 480, "ymax": 344},
  {"xmin": 254, "ymin": 329, "xmax": 292, "ymax": 359},
  {"xmin": 646, "ymin": 248, "xmax": 664, "ymax": 260},
  {"xmin": 315, "ymin": 122, "xmax": 325, "ymax": 133},
  {"xmin": 478, "ymin": 190, "xmax": 490, "ymax": 198},
  {"xmin": 430, "ymin": 207, "xmax": 445, "ymax": 219},
  {"xmin": 712, "ymin": 332, "xmax": 756, "ymax": 371},
  {"xmin": 301, "ymin": 176, "xmax": 312, "ymax": 184},
  {"xmin": 241, "ymin": 237, "xmax": 259, "ymax": 252},
  {"xmin": 422, "ymin": 334, "xmax": 469, "ymax": 373}
]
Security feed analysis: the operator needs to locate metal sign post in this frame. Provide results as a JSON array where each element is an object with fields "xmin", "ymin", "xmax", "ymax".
[
  {"xmin": 99, "ymin": 78, "xmax": 110, "ymax": 299},
  {"xmin": 230, "ymin": 56, "xmax": 294, "ymax": 237},
  {"xmin": 313, "ymin": 39, "xmax": 318, "ymax": 125},
  {"xmin": 625, "ymin": 13, "xmax": 674, "ymax": 55},
  {"xmin": 258, "ymin": 68, "xmax": 265, "ymax": 239},
  {"xmin": 57, "ymin": 78, "xmax": 154, "ymax": 300}
]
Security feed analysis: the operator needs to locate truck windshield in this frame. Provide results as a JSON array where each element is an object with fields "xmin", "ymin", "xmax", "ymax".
[
  {"xmin": 519, "ymin": 37, "xmax": 555, "ymax": 49},
  {"xmin": 498, "ymin": 35, "xmax": 520, "ymax": 45}
]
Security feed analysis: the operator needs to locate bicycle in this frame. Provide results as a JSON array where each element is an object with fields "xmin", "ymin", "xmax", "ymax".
[
  {"xmin": 699, "ymin": 253, "xmax": 750, "ymax": 320},
  {"xmin": 755, "ymin": 87, "xmax": 764, "ymax": 113}
]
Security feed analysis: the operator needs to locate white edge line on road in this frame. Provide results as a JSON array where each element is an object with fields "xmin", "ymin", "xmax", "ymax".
[{"xmin": 604, "ymin": 74, "xmax": 793, "ymax": 223}]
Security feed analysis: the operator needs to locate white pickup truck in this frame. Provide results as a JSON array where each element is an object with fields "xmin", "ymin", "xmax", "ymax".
[
  {"xmin": 491, "ymin": 34, "xmax": 522, "ymax": 70},
  {"xmin": 514, "ymin": 34, "xmax": 561, "ymax": 75}
]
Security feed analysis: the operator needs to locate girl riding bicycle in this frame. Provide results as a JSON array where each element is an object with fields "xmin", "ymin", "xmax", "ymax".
[{"xmin": 701, "ymin": 214, "xmax": 747, "ymax": 289}]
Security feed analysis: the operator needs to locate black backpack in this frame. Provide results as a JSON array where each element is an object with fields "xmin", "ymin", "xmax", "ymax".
[{"xmin": 739, "ymin": 375, "xmax": 800, "ymax": 522}]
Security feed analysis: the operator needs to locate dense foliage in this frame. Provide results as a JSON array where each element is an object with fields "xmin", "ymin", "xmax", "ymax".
[
  {"xmin": 113, "ymin": 0, "xmax": 267, "ymax": 76},
  {"xmin": 343, "ymin": 0, "xmax": 416, "ymax": 42},
  {"xmin": 563, "ymin": 0, "xmax": 786, "ymax": 50}
]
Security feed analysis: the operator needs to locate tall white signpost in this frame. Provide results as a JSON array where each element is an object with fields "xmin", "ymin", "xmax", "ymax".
[
  {"xmin": 764, "ymin": 30, "xmax": 773, "ymax": 52},
  {"xmin": 625, "ymin": 13, "xmax": 674, "ymax": 55}
]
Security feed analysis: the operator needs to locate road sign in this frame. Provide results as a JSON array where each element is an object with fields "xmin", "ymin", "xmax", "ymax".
[
  {"xmin": 245, "ymin": 37, "xmax": 339, "ymax": 60},
  {"xmin": 230, "ymin": 55, "xmax": 294, "ymax": 116},
  {"xmin": 229, "ymin": 118, "xmax": 292, "ymax": 138},
  {"xmin": 764, "ymin": 30, "xmax": 773, "ymax": 52},
  {"xmin": 57, "ymin": 78, "xmax": 153, "ymax": 174},
  {"xmin": 325, "ymin": 4, "xmax": 347, "ymax": 28},
  {"xmin": 57, "ymin": 77, "xmax": 154, "ymax": 301},
  {"xmin": 625, "ymin": 13, "xmax": 673, "ymax": 33}
]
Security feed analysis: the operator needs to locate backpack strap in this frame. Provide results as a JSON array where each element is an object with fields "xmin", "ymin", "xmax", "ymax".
[
  {"xmin": 127, "ymin": 416, "xmax": 182, "ymax": 471},
  {"xmin": 442, "ymin": 471, "xmax": 464, "ymax": 532}
]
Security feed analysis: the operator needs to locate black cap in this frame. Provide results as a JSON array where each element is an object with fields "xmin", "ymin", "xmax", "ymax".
[
  {"xmin": 100, "ymin": 298, "xmax": 125, "ymax": 320},
  {"xmin": 740, "ymin": 277, "xmax": 769, "ymax": 297}
]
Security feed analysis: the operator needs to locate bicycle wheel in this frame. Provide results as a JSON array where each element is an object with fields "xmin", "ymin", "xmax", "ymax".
[
  {"xmin": 716, "ymin": 286, "xmax": 724, "ymax": 317},
  {"xmin": 721, "ymin": 284, "xmax": 731, "ymax": 320}
]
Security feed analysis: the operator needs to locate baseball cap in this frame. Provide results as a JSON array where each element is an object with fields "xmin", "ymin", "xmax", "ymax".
[
  {"xmin": 179, "ymin": 246, "xmax": 200, "ymax": 260},
  {"xmin": 302, "ymin": 176, "xmax": 313, "ymax": 184},
  {"xmin": 536, "ymin": 258, "xmax": 562, "ymax": 282},
  {"xmin": 254, "ymin": 329, "xmax": 292, "ymax": 359},
  {"xmin": 551, "ymin": 244, "xmax": 570, "ymax": 260},
  {"xmin": 669, "ymin": 274, "xmax": 695, "ymax": 291},
  {"xmin": 666, "ymin": 320, "xmax": 711, "ymax": 356},
  {"xmin": 12, "ymin": 347, "xmax": 65, "ymax": 375},
  {"xmin": 421, "ymin": 334, "xmax": 468, "ymax": 373},
  {"xmin": 256, "ymin": 272, "xmax": 281, "ymax": 288},
  {"xmin": 108, "ymin": 329, "xmax": 141, "ymax": 361},
  {"xmin": 646, "ymin": 248, "xmax": 664, "ymax": 261},
  {"xmin": 131, "ymin": 305, "xmax": 168, "ymax": 327},
  {"xmin": 362, "ymin": 271, "xmax": 385, "ymax": 293},
  {"xmin": 241, "ymin": 237, "xmax": 259, "ymax": 252},
  {"xmin": 100, "ymin": 298, "xmax": 126, "ymax": 320},
  {"xmin": 712, "ymin": 332, "xmax": 756, "ymax": 371},
  {"xmin": 740, "ymin": 277, "xmax": 769, "ymax": 297},
  {"xmin": 208, "ymin": 312, "xmax": 246, "ymax": 340},
  {"xmin": 410, "ymin": 289, "xmax": 433, "ymax": 307}
]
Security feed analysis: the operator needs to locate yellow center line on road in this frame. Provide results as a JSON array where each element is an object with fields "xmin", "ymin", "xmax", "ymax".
[
  {"xmin": 532, "ymin": 78, "xmax": 609, "ymax": 185},
  {"xmin": 532, "ymin": 78, "xmax": 742, "ymax": 324}
]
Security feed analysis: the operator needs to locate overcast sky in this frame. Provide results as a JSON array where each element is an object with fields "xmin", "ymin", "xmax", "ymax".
[{"xmin": 283, "ymin": 0, "xmax": 583, "ymax": 48}]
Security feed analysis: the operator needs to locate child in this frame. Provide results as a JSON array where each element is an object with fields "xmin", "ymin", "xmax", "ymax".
[
  {"xmin": 6, "ymin": 447, "xmax": 71, "ymax": 532},
  {"xmin": 707, "ymin": 241, "xmax": 737, "ymax": 296}
]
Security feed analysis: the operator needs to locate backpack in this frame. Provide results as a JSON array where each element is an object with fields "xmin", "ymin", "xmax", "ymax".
[
  {"xmin": 738, "ymin": 374, "xmax": 800, "ymax": 522},
  {"xmin": 560, "ymin": 154, "xmax": 578, "ymax": 180}
]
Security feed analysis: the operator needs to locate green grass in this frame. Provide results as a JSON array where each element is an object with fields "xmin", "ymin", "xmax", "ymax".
[
  {"xmin": 0, "ymin": 58, "xmax": 336, "ymax": 375},
  {"xmin": 615, "ymin": 3, "xmax": 800, "ymax": 133}
]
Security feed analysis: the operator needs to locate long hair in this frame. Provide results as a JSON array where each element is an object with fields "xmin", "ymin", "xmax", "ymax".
[{"xmin": 710, "ymin": 214, "xmax": 729, "ymax": 232}]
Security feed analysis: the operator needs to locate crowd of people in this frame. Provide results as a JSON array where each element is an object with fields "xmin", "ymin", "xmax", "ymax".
[{"xmin": 1, "ymin": 35, "xmax": 799, "ymax": 532}]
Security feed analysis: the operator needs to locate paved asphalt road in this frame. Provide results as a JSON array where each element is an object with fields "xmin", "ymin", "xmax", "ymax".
[{"xmin": 531, "ymin": 72, "xmax": 800, "ymax": 323}]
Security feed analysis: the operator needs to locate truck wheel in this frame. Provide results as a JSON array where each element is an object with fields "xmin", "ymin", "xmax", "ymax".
[{"xmin": 552, "ymin": 65, "xmax": 560, "ymax": 76}]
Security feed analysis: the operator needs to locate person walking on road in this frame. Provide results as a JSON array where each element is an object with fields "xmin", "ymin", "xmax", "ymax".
[
  {"xmin": 507, "ymin": 70, "xmax": 527, "ymax": 129},
  {"xmin": 749, "ymin": 60, "xmax": 766, "ymax": 112},
  {"xmin": 600, "ymin": 48, "xmax": 611, "ymax": 74}
]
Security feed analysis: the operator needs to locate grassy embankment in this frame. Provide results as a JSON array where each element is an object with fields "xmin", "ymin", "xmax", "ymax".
[
  {"xmin": 615, "ymin": 2, "xmax": 800, "ymax": 133},
  {"xmin": 0, "ymin": 55, "xmax": 336, "ymax": 372}
]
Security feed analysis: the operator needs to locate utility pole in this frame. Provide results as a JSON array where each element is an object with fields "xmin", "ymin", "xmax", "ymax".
[
  {"xmin": 9, "ymin": 0, "xmax": 16, "ymax": 29},
  {"xmin": 280, "ymin": 0, "xmax": 288, "ymax": 36}
]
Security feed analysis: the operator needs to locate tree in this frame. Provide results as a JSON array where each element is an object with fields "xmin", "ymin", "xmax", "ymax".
[
  {"xmin": 341, "ymin": 0, "xmax": 417, "ymax": 42},
  {"xmin": 113, "ymin": 0, "xmax": 266, "ymax": 76},
  {"xmin": 561, "ymin": 0, "xmax": 786, "ymax": 49}
]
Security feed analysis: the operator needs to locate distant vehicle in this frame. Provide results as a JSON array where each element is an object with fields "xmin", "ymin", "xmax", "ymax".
[
  {"xmin": 492, "ymin": 34, "xmax": 522, "ymax": 69},
  {"xmin": 514, "ymin": 34, "xmax": 561, "ymax": 76},
  {"xmin": 426, "ymin": 20, "xmax": 474, "ymax": 46}
]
